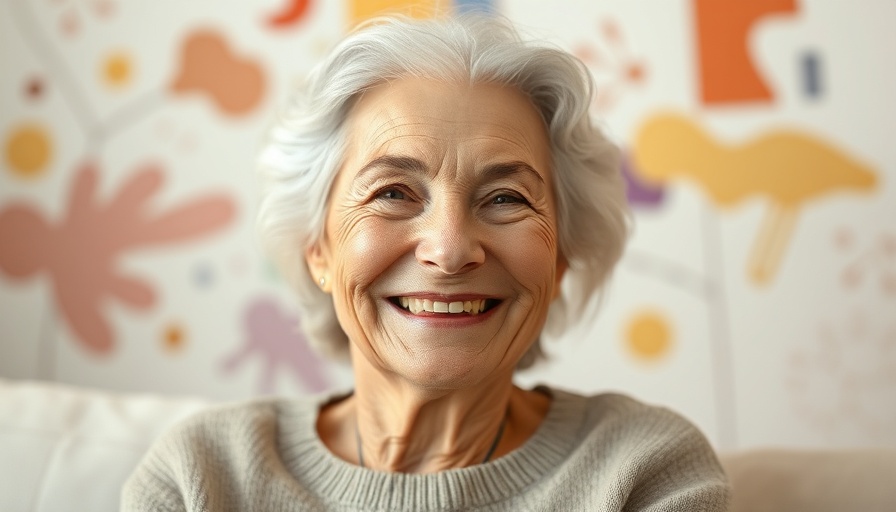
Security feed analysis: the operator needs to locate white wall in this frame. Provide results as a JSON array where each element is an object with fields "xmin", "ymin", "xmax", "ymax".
[{"xmin": 2, "ymin": 0, "xmax": 894, "ymax": 452}]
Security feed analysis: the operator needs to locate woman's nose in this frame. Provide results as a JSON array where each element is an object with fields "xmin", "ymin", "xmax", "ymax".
[{"xmin": 415, "ymin": 205, "xmax": 485, "ymax": 275}]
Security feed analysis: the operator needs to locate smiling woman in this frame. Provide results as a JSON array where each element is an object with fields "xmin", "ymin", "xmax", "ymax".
[
  {"xmin": 310, "ymin": 79, "xmax": 560, "ymax": 395},
  {"xmin": 123, "ymin": 14, "xmax": 730, "ymax": 512}
]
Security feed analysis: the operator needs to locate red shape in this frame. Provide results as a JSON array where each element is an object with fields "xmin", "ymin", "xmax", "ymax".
[
  {"xmin": 693, "ymin": 0, "xmax": 798, "ymax": 105},
  {"xmin": 267, "ymin": 0, "xmax": 312, "ymax": 28},
  {"xmin": 26, "ymin": 78, "xmax": 44, "ymax": 100}
]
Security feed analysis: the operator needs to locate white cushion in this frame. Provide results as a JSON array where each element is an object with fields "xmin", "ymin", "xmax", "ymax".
[{"xmin": 0, "ymin": 379, "xmax": 211, "ymax": 512}]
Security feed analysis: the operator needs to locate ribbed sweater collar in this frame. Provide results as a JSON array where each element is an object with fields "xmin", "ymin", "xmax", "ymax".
[{"xmin": 277, "ymin": 387, "xmax": 585, "ymax": 511}]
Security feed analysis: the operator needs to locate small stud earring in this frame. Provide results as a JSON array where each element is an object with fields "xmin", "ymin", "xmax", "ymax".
[{"xmin": 319, "ymin": 276, "xmax": 326, "ymax": 287}]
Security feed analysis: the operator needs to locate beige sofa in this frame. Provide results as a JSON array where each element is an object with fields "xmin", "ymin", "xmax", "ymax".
[{"xmin": 1, "ymin": 379, "xmax": 894, "ymax": 511}]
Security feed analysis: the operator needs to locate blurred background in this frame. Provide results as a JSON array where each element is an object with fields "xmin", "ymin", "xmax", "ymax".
[{"xmin": 1, "ymin": 0, "xmax": 894, "ymax": 453}]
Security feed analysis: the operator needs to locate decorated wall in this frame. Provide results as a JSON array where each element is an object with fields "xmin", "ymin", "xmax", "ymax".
[{"xmin": 2, "ymin": 0, "xmax": 894, "ymax": 452}]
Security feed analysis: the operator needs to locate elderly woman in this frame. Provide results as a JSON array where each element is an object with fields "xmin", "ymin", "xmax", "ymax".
[{"xmin": 123, "ymin": 14, "xmax": 729, "ymax": 511}]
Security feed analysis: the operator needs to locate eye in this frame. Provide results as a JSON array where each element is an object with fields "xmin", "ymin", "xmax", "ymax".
[
  {"xmin": 376, "ymin": 187, "xmax": 407, "ymax": 201},
  {"xmin": 491, "ymin": 193, "xmax": 529, "ymax": 206}
]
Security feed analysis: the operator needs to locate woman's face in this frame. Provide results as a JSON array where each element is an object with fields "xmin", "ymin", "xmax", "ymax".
[{"xmin": 307, "ymin": 78, "xmax": 565, "ymax": 389}]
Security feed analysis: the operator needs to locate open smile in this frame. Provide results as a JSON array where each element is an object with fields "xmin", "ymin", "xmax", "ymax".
[{"xmin": 388, "ymin": 296, "xmax": 501, "ymax": 316}]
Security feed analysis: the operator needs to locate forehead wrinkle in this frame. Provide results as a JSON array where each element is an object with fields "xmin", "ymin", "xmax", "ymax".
[{"xmin": 364, "ymin": 118, "xmax": 446, "ymax": 151}]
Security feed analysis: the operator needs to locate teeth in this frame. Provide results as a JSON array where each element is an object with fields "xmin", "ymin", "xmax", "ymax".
[{"xmin": 397, "ymin": 297, "xmax": 491, "ymax": 315}]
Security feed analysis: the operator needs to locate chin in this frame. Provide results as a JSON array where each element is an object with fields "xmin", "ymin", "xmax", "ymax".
[{"xmin": 393, "ymin": 350, "xmax": 503, "ymax": 391}]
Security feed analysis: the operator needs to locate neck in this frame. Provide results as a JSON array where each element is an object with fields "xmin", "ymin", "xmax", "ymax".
[
  {"xmin": 355, "ymin": 358, "xmax": 515, "ymax": 473},
  {"xmin": 317, "ymin": 350, "xmax": 551, "ymax": 473}
]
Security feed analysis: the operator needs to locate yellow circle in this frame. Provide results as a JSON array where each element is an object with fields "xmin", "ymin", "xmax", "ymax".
[
  {"xmin": 5, "ymin": 124, "xmax": 52, "ymax": 177},
  {"xmin": 625, "ymin": 310, "xmax": 673, "ymax": 361},
  {"xmin": 103, "ymin": 51, "xmax": 133, "ymax": 88}
]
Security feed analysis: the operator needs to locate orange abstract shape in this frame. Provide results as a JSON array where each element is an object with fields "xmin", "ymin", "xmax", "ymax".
[
  {"xmin": 170, "ymin": 30, "xmax": 266, "ymax": 117},
  {"xmin": 633, "ymin": 113, "xmax": 877, "ymax": 284},
  {"xmin": 102, "ymin": 50, "xmax": 133, "ymax": 89},
  {"xmin": 5, "ymin": 123, "xmax": 53, "ymax": 178},
  {"xmin": 163, "ymin": 322, "xmax": 186, "ymax": 352},
  {"xmin": 347, "ymin": 0, "xmax": 439, "ymax": 26},
  {"xmin": 625, "ymin": 310, "xmax": 674, "ymax": 362},
  {"xmin": 267, "ymin": 0, "xmax": 312, "ymax": 28},
  {"xmin": 693, "ymin": 0, "xmax": 798, "ymax": 105},
  {"xmin": 0, "ymin": 161, "xmax": 237, "ymax": 354}
]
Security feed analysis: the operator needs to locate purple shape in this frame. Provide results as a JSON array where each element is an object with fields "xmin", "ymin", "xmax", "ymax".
[
  {"xmin": 622, "ymin": 150, "xmax": 666, "ymax": 208},
  {"xmin": 221, "ymin": 296, "xmax": 329, "ymax": 393}
]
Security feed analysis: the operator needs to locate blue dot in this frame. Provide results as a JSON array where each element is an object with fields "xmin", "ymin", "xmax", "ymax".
[
  {"xmin": 193, "ymin": 262, "xmax": 214, "ymax": 288},
  {"xmin": 455, "ymin": 0, "xmax": 494, "ymax": 14},
  {"xmin": 801, "ymin": 50, "xmax": 823, "ymax": 99}
]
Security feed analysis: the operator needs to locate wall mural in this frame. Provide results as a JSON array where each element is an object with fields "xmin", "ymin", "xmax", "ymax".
[
  {"xmin": 1, "ymin": 0, "xmax": 893, "ymax": 450},
  {"xmin": 632, "ymin": 114, "xmax": 878, "ymax": 284},
  {"xmin": 0, "ymin": 161, "xmax": 235, "ymax": 353}
]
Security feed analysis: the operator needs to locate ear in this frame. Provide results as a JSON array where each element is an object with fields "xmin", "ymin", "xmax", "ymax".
[
  {"xmin": 552, "ymin": 253, "xmax": 568, "ymax": 300},
  {"xmin": 305, "ymin": 239, "xmax": 332, "ymax": 293}
]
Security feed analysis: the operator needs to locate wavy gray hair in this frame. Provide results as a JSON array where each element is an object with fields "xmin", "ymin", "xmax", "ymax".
[{"xmin": 256, "ymin": 14, "xmax": 629, "ymax": 369}]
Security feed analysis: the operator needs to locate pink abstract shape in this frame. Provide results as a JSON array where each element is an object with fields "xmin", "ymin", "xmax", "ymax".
[
  {"xmin": 838, "ymin": 231, "xmax": 896, "ymax": 296},
  {"xmin": 0, "ymin": 160, "xmax": 237, "ymax": 354},
  {"xmin": 221, "ymin": 296, "xmax": 329, "ymax": 394},
  {"xmin": 574, "ymin": 19, "xmax": 646, "ymax": 112}
]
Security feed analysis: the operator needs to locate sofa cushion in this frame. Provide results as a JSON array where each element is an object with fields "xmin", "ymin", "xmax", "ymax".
[
  {"xmin": 0, "ymin": 379, "xmax": 211, "ymax": 512},
  {"xmin": 721, "ymin": 448, "xmax": 896, "ymax": 512}
]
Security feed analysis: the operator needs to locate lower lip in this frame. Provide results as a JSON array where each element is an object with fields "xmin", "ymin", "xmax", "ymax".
[{"xmin": 387, "ymin": 300, "xmax": 499, "ymax": 327}]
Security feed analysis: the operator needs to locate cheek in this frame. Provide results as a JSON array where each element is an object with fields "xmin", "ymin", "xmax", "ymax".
[
  {"xmin": 330, "ymin": 216, "xmax": 406, "ymax": 302},
  {"xmin": 496, "ymin": 220, "xmax": 561, "ymax": 295}
]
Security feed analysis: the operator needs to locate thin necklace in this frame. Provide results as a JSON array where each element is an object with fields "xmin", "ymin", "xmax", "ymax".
[{"xmin": 356, "ymin": 414, "xmax": 508, "ymax": 468}]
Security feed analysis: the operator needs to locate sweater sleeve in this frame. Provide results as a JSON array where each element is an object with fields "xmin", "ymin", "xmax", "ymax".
[
  {"xmin": 120, "ymin": 439, "xmax": 189, "ymax": 512},
  {"xmin": 618, "ymin": 405, "xmax": 731, "ymax": 512},
  {"xmin": 120, "ymin": 401, "xmax": 280, "ymax": 512}
]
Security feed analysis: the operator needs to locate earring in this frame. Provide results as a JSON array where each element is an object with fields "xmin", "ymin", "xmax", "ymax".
[{"xmin": 319, "ymin": 276, "xmax": 326, "ymax": 287}]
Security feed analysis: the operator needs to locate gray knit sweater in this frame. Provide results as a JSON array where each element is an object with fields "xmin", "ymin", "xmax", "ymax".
[{"xmin": 122, "ymin": 389, "xmax": 729, "ymax": 511}]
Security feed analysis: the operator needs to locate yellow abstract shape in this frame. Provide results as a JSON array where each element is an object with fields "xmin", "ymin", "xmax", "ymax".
[
  {"xmin": 102, "ymin": 51, "xmax": 133, "ymax": 88},
  {"xmin": 625, "ymin": 310, "xmax": 673, "ymax": 362},
  {"xmin": 5, "ymin": 123, "xmax": 52, "ymax": 178},
  {"xmin": 633, "ymin": 113, "xmax": 878, "ymax": 284},
  {"xmin": 347, "ymin": 0, "xmax": 440, "ymax": 26}
]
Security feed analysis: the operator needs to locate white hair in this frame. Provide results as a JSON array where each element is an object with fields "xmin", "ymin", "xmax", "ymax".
[{"xmin": 256, "ymin": 14, "xmax": 630, "ymax": 368}]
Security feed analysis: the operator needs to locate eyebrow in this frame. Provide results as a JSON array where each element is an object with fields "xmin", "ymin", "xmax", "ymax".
[
  {"xmin": 356, "ymin": 155, "xmax": 545, "ymax": 185},
  {"xmin": 480, "ymin": 161, "xmax": 546, "ymax": 185},
  {"xmin": 356, "ymin": 155, "xmax": 428, "ymax": 178}
]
